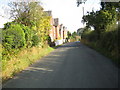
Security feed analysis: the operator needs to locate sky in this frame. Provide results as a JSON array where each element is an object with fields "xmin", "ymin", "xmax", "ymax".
[
  {"xmin": 41, "ymin": 0, "xmax": 101, "ymax": 32},
  {"xmin": 0, "ymin": 0, "xmax": 101, "ymax": 33},
  {"xmin": 0, "ymin": 0, "xmax": 12, "ymax": 28}
]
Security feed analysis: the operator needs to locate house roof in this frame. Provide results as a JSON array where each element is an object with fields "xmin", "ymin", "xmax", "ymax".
[{"xmin": 45, "ymin": 11, "xmax": 52, "ymax": 16}]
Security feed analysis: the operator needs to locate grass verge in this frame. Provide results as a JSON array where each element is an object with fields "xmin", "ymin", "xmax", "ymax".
[
  {"xmin": 2, "ymin": 46, "xmax": 54, "ymax": 83},
  {"xmin": 81, "ymin": 39, "xmax": 119, "ymax": 68}
]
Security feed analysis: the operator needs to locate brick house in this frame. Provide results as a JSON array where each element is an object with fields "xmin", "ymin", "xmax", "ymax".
[
  {"xmin": 45, "ymin": 11, "xmax": 55, "ymax": 42},
  {"xmin": 45, "ymin": 11, "xmax": 68, "ymax": 44},
  {"xmin": 53, "ymin": 18, "xmax": 59, "ymax": 39},
  {"xmin": 63, "ymin": 26, "xmax": 68, "ymax": 42}
]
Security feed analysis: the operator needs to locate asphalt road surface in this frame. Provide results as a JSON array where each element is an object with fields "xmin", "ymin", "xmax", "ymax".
[{"xmin": 3, "ymin": 42, "xmax": 119, "ymax": 88}]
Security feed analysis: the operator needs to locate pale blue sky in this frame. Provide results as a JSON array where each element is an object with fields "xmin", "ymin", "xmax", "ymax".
[{"xmin": 0, "ymin": 0, "xmax": 101, "ymax": 32}]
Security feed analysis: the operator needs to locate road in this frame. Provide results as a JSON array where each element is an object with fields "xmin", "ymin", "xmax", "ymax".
[{"xmin": 3, "ymin": 42, "xmax": 119, "ymax": 88}]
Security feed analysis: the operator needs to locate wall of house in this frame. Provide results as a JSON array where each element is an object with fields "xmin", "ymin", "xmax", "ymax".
[
  {"xmin": 49, "ymin": 18, "xmax": 54, "ymax": 42},
  {"xmin": 46, "ymin": 11, "xmax": 68, "ymax": 45}
]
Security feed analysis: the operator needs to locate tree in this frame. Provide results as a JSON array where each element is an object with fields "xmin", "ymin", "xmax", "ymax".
[
  {"xmin": 100, "ymin": 2, "xmax": 120, "ymax": 21},
  {"xmin": 82, "ymin": 7, "xmax": 117, "ymax": 39},
  {"xmin": 8, "ymin": 1, "xmax": 51, "ymax": 47},
  {"xmin": 72, "ymin": 31, "xmax": 78, "ymax": 38},
  {"xmin": 8, "ymin": 1, "xmax": 44, "ymax": 27},
  {"xmin": 36, "ymin": 13, "xmax": 51, "ymax": 45}
]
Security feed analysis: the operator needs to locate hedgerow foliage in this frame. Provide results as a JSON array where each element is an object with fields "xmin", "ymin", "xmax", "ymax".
[
  {"xmin": 3, "ymin": 24, "xmax": 26, "ymax": 49},
  {"xmin": 81, "ymin": 2, "xmax": 120, "ymax": 65},
  {"xmin": 2, "ymin": 2, "xmax": 51, "ymax": 59},
  {"xmin": 1, "ymin": 1, "xmax": 53, "ymax": 81}
]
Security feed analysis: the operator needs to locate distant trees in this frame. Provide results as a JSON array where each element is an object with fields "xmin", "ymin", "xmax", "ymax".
[
  {"xmin": 72, "ymin": 31, "xmax": 78, "ymax": 38},
  {"xmin": 67, "ymin": 31, "xmax": 80, "ymax": 42}
]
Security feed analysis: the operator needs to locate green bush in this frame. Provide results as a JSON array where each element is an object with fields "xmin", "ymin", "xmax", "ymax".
[
  {"xmin": 22, "ymin": 25, "xmax": 33, "ymax": 48},
  {"xmin": 82, "ymin": 29, "xmax": 98, "ymax": 42},
  {"xmin": 32, "ymin": 35, "xmax": 40, "ymax": 46},
  {"xmin": 81, "ymin": 29, "xmax": 119, "ymax": 65},
  {"xmin": 46, "ymin": 35, "xmax": 52, "ymax": 46},
  {"xmin": 99, "ymin": 31, "xmax": 117, "ymax": 51},
  {"xmin": 2, "ymin": 24, "xmax": 26, "ymax": 51}
]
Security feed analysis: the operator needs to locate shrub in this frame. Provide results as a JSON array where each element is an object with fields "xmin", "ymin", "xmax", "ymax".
[
  {"xmin": 22, "ymin": 25, "xmax": 33, "ymax": 48},
  {"xmin": 81, "ymin": 29, "xmax": 119, "ymax": 65},
  {"xmin": 32, "ymin": 35, "xmax": 40, "ymax": 46},
  {"xmin": 46, "ymin": 35, "xmax": 52, "ymax": 46},
  {"xmin": 2, "ymin": 24, "xmax": 26, "ymax": 50}
]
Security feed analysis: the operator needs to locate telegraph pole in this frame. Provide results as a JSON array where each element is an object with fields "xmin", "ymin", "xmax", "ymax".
[
  {"xmin": 82, "ymin": 7, "xmax": 84, "ymax": 26},
  {"xmin": 77, "ymin": 0, "xmax": 86, "ymax": 27},
  {"xmin": 83, "ymin": 7, "xmax": 84, "ymax": 16}
]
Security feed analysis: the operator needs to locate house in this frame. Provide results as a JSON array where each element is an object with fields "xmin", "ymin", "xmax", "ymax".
[
  {"xmin": 45, "ymin": 11, "xmax": 55, "ymax": 42},
  {"xmin": 45, "ymin": 11, "xmax": 68, "ymax": 45},
  {"xmin": 63, "ymin": 26, "xmax": 68, "ymax": 42},
  {"xmin": 53, "ymin": 18, "xmax": 60, "ymax": 40},
  {"xmin": 59, "ymin": 24, "xmax": 64, "ymax": 40}
]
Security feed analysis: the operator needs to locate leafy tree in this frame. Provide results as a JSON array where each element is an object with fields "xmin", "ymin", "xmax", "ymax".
[
  {"xmin": 82, "ymin": 8, "xmax": 117, "ymax": 39},
  {"xmin": 36, "ymin": 13, "xmax": 51, "ymax": 46},
  {"xmin": 8, "ymin": 1, "xmax": 44, "ymax": 27},
  {"xmin": 100, "ymin": 2, "xmax": 120, "ymax": 21},
  {"xmin": 8, "ymin": 1, "xmax": 51, "ymax": 47},
  {"xmin": 72, "ymin": 31, "xmax": 78, "ymax": 38}
]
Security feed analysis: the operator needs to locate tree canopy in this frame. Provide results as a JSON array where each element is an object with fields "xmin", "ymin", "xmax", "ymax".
[{"xmin": 82, "ymin": 2, "xmax": 119, "ymax": 39}]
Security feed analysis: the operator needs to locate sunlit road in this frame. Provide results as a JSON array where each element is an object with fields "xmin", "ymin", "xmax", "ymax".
[{"xmin": 3, "ymin": 42, "xmax": 119, "ymax": 88}]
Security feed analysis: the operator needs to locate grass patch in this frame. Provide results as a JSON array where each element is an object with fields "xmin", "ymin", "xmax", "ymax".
[{"xmin": 2, "ymin": 46, "xmax": 54, "ymax": 83}]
